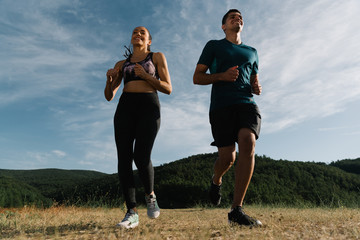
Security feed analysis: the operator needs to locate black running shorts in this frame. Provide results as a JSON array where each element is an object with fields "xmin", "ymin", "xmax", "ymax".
[{"xmin": 209, "ymin": 103, "xmax": 261, "ymax": 147}]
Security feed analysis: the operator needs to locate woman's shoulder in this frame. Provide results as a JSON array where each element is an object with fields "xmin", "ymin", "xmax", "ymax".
[
  {"xmin": 114, "ymin": 59, "xmax": 127, "ymax": 69},
  {"xmin": 152, "ymin": 52, "xmax": 166, "ymax": 63}
]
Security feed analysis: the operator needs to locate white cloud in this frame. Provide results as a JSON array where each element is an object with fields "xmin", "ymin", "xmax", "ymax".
[
  {"xmin": 1, "ymin": 0, "xmax": 360, "ymax": 172},
  {"xmin": 48, "ymin": 0, "xmax": 360, "ymax": 164},
  {"xmin": 52, "ymin": 150, "xmax": 67, "ymax": 158},
  {"xmin": 0, "ymin": 0, "xmax": 113, "ymax": 107},
  {"xmin": 22, "ymin": 149, "xmax": 68, "ymax": 169},
  {"xmin": 78, "ymin": 160, "xmax": 94, "ymax": 166},
  {"xmin": 157, "ymin": 92, "xmax": 213, "ymax": 153},
  {"xmin": 253, "ymin": 0, "xmax": 360, "ymax": 133}
]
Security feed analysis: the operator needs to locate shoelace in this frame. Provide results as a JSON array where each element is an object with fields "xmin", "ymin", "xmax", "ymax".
[
  {"xmin": 234, "ymin": 208, "xmax": 255, "ymax": 222},
  {"xmin": 122, "ymin": 212, "xmax": 133, "ymax": 221},
  {"xmin": 146, "ymin": 197, "xmax": 156, "ymax": 209}
]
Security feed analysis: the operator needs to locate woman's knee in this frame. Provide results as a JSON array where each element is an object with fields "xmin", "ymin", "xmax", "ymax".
[{"xmin": 133, "ymin": 149, "xmax": 151, "ymax": 167}]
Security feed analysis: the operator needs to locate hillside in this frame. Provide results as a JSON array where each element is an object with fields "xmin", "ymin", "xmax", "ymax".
[
  {"xmin": 0, "ymin": 176, "xmax": 52, "ymax": 207},
  {"xmin": 0, "ymin": 168, "xmax": 107, "ymax": 200},
  {"xmin": 0, "ymin": 154, "xmax": 359, "ymax": 208},
  {"xmin": 330, "ymin": 158, "xmax": 360, "ymax": 175},
  {"xmin": 153, "ymin": 154, "xmax": 360, "ymax": 208}
]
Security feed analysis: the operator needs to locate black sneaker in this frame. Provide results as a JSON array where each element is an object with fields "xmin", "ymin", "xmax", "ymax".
[
  {"xmin": 228, "ymin": 206, "xmax": 262, "ymax": 227},
  {"xmin": 209, "ymin": 181, "xmax": 221, "ymax": 206}
]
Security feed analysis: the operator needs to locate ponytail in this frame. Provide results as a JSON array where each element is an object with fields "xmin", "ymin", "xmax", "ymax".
[{"xmin": 123, "ymin": 27, "xmax": 152, "ymax": 59}]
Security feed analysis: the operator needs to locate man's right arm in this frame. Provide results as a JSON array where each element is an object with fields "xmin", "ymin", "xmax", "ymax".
[
  {"xmin": 193, "ymin": 64, "xmax": 239, "ymax": 85},
  {"xmin": 193, "ymin": 64, "xmax": 221, "ymax": 85}
]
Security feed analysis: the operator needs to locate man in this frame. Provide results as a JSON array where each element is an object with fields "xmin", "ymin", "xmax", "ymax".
[{"xmin": 193, "ymin": 9, "xmax": 262, "ymax": 227}]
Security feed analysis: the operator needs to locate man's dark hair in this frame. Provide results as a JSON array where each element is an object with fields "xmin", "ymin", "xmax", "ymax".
[{"xmin": 222, "ymin": 9, "xmax": 242, "ymax": 25}]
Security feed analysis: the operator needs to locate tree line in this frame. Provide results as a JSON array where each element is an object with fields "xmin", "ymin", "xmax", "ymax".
[{"xmin": 1, "ymin": 154, "xmax": 359, "ymax": 208}]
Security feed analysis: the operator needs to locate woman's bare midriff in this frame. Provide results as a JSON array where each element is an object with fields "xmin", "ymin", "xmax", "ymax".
[{"xmin": 123, "ymin": 80, "xmax": 157, "ymax": 93}]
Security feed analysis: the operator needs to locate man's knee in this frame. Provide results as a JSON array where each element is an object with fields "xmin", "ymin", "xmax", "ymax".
[
  {"xmin": 238, "ymin": 129, "xmax": 256, "ymax": 153},
  {"xmin": 218, "ymin": 145, "xmax": 236, "ymax": 166},
  {"xmin": 219, "ymin": 155, "xmax": 235, "ymax": 167}
]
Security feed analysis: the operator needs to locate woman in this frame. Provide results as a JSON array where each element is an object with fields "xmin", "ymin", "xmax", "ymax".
[{"xmin": 105, "ymin": 26, "xmax": 172, "ymax": 229}]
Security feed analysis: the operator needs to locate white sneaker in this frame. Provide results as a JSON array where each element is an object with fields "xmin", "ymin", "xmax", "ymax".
[
  {"xmin": 145, "ymin": 194, "xmax": 160, "ymax": 219},
  {"xmin": 116, "ymin": 209, "xmax": 139, "ymax": 229}
]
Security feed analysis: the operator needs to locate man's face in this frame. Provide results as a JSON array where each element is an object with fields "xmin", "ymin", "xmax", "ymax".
[{"xmin": 222, "ymin": 12, "xmax": 243, "ymax": 33}]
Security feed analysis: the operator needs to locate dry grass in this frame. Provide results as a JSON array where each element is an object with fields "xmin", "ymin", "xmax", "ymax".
[{"xmin": 1, "ymin": 206, "xmax": 359, "ymax": 239}]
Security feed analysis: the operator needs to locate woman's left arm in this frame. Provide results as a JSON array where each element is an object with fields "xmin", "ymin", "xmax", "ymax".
[{"xmin": 134, "ymin": 52, "xmax": 172, "ymax": 94}]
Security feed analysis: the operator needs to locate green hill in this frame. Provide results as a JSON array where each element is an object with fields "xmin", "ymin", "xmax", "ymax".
[
  {"xmin": 0, "ymin": 176, "xmax": 52, "ymax": 207},
  {"xmin": 248, "ymin": 156, "xmax": 360, "ymax": 207},
  {"xmin": 0, "ymin": 168, "xmax": 106, "ymax": 199},
  {"xmin": 55, "ymin": 173, "xmax": 123, "ymax": 207},
  {"xmin": 153, "ymin": 154, "xmax": 360, "ymax": 208},
  {"xmin": 330, "ymin": 158, "xmax": 360, "ymax": 175},
  {"xmin": 0, "ymin": 154, "xmax": 359, "ymax": 208}
]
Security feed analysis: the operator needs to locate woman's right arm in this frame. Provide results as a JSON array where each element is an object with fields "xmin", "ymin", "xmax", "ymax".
[{"xmin": 104, "ymin": 60, "xmax": 125, "ymax": 101}]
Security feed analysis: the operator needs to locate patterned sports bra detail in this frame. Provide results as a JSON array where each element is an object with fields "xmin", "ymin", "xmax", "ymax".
[{"xmin": 122, "ymin": 52, "xmax": 159, "ymax": 84}]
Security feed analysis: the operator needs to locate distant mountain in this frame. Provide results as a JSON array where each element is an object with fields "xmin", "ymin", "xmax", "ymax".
[
  {"xmin": 330, "ymin": 158, "xmax": 360, "ymax": 175},
  {"xmin": 0, "ymin": 168, "xmax": 106, "ymax": 199},
  {"xmin": 1, "ymin": 155, "xmax": 359, "ymax": 208},
  {"xmin": 153, "ymin": 153, "xmax": 360, "ymax": 208},
  {"xmin": 0, "ymin": 176, "xmax": 52, "ymax": 207}
]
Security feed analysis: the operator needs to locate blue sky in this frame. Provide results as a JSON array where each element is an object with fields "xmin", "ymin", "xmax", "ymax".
[{"xmin": 1, "ymin": 0, "xmax": 359, "ymax": 174}]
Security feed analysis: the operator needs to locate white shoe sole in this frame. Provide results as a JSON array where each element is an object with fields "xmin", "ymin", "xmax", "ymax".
[
  {"xmin": 147, "ymin": 211, "xmax": 160, "ymax": 219},
  {"xmin": 116, "ymin": 222, "xmax": 139, "ymax": 229}
]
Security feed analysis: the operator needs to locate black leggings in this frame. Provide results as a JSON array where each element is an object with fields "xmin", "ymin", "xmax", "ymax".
[{"xmin": 114, "ymin": 92, "xmax": 160, "ymax": 210}]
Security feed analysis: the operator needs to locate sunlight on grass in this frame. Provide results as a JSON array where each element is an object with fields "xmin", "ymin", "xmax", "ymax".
[{"xmin": 0, "ymin": 206, "xmax": 359, "ymax": 239}]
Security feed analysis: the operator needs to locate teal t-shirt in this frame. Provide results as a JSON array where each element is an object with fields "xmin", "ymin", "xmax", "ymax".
[{"xmin": 197, "ymin": 38, "xmax": 259, "ymax": 111}]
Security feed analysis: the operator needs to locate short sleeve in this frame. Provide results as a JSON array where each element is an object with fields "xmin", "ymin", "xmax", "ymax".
[
  {"xmin": 197, "ymin": 40, "xmax": 215, "ymax": 67},
  {"xmin": 251, "ymin": 49, "xmax": 259, "ymax": 75}
]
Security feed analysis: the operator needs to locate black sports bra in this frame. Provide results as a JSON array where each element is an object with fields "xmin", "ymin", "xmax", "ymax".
[{"xmin": 122, "ymin": 52, "xmax": 159, "ymax": 84}]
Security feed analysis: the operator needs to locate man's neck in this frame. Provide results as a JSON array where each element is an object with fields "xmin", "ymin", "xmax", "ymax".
[{"xmin": 225, "ymin": 32, "xmax": 242, "ymax": 45}]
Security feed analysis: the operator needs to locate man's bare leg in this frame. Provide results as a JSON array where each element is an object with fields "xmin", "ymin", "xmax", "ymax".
[
  {"xmin": 213, "ymin": 145, "xmax": 236, "ymax": 185},
  {"xmin": 232, "ymin": 128, "xmax": 256, "ymax": 208}
]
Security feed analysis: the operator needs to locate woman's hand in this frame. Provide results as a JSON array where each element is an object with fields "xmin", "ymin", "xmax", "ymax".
[
  {"xmin": 105, "ymin": 61, "xmax": 124, "ymax": 101},
  {"xmin": 106, "ymin": 68, "xmax": 120, "ymax": 83},
  {"xmin": 134, "ymin": 63, "xmax": 148, "ymax": 79}
]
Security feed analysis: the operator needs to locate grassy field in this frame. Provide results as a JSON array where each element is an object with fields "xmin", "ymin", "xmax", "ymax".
[{"xmin": 1, "ymin": 205, "xmax": 359, "ymax": 239}]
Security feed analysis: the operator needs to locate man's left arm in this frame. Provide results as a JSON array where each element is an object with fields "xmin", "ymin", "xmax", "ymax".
[{"xmin": 250, "ymin": 74, "xmax": 262, "ymax": 95}]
